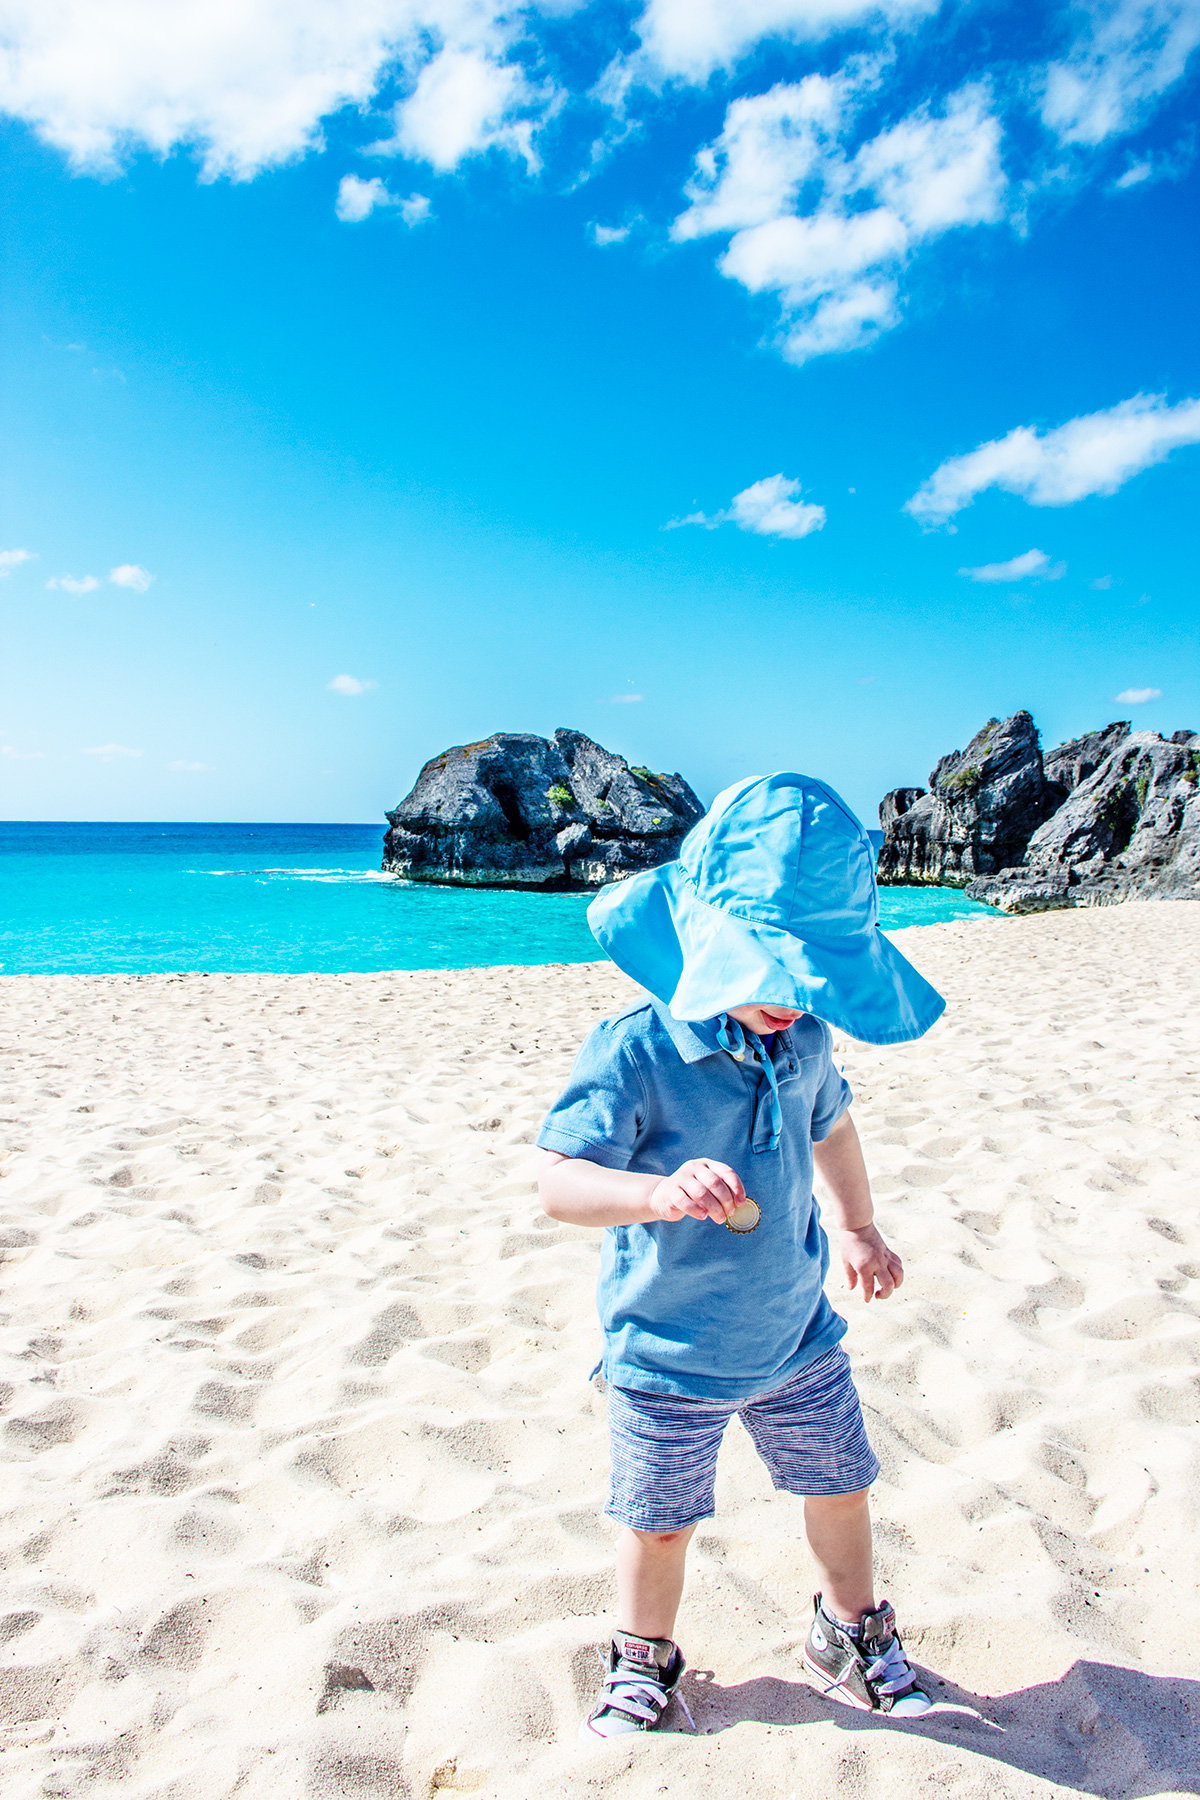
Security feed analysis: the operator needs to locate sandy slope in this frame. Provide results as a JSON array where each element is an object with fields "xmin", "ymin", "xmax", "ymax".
[{"xmin": 1, "ymin": 903, "xmax": 1198, "ymax": 1799}]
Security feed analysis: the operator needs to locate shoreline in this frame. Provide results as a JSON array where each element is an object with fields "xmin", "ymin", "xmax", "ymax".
[
  {"xmin": 0, "ymin": 899, "xmax": 1007, "ymax": 988},
  {"xmin": 2, "ymin": 903, "xmax": 1198, "ymax": 1797}
]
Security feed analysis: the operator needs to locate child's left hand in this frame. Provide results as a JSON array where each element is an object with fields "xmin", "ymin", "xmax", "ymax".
[{"xmin": 838, "ymin": 1224, "xmax": 904, "ymax": 1302}]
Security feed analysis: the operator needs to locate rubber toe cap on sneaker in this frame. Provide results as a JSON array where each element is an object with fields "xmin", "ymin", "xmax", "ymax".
[
  {"xmin": 579, "ymin": 1710, "xmax": 639, "ymax": 1743},
  {"xmin": 889, "ymin": 1688, "xmax": 933, "ymax": 1718}
]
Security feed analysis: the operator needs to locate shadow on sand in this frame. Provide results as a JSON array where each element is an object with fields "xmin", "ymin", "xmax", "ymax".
[{"xmin": 664, "ymin": 1659, "xmax": 1200, "ymax": 1797}]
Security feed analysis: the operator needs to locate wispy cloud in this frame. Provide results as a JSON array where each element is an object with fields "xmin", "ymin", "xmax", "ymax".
[
  {"xmin": 0, "ymin": 548, "xmax": 36, "ymax": 577},
  {"xmin": 1091, "ymin": 574, "xmax": 1114, "ymax": 589},
  {"xmin": 958, "ymin": 548, "xmax": 1065, "ymax": 582},
  {"xmin": 1116, "ymin": 160, "xmax": 1153, "ymax": 188},
  {"xmin": 591, "ymin": 222, "xmax": 630, "ymax": 245},
  {"xmin": 168, "ymin": 759, "xmax": 214, "ymax": 771},
  {"xmin": 337, "ymin": 174, "xmax": 390, "ymax": 221},
  {"xmin": 1114, "ymin": 686, "xmax": 1162, "ymax": 704},
  {"xmin": 1041, "ymin": 0, "xmax": 1200, "ymax": 146},
  {"xmin": 369, "ymin": 44, "xmax": 548, "ymax": 173},
  {"xmin": 610, "ymin": 0, "xmax": 934, "ymax": 87},
  {"xmin": 47, "ymin": 574, "xmax": 100, "ymax": 593},
  {"xmin": 110, "ymin": 564, "xmax": 154, "ymax": 591},
  {"xmin": 0, "ymin": 2, "xmax": 554, "ymax": 181},
  {"xmin": 1, "ymin": 744, "xmax": 44, "ymax": 760},
  {"xmin": 84, "ymin": 743, "xmax": 142, "ymax": 759},
  {"xmin": 906, "ymin": 393, "xmax": 1200, "ymax": 526},
  {"xmin": 607, "ymin": 692, "xmax": 644, "ymax": 704},
  {"xmin": 672, "ymin": 78, "xmax": 1007, "ymax": 363},
  {"xmin": 669, "ymin": 473, "xmax": 826, "ymax": 540},
  {"xmin": 728, "ymin": 475, "xmax": 826, "ymax": 538},
  {"xmin": 328, "ymin": 673, "xmax": 377, "ymax": 696},
  {"xmin": 335, "ymin": 174, "xmax": 432, "ymax": 225}
]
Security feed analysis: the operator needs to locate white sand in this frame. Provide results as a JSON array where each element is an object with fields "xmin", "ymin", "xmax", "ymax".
[{"xmin": 2, "ymin": 903, "xmax": 1199, "ymax": 1799}]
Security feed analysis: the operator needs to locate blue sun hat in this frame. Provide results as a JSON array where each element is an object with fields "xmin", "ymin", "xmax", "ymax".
[{"xmin": 587, "ymin": 772, "xmax": 945, "ymax": 1045}]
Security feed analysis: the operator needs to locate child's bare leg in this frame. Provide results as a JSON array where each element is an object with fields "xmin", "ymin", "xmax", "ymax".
[
  {"xmin": 615, "ymin": 1524, "xmax": 697, "ymax": 1639},
  {"xmin": 803, "ymin": 1489, "xmax": 873, "ymax": 1622}
]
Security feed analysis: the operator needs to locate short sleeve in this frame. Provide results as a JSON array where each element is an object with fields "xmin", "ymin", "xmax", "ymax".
[
  {"xmin": 537, "ymin": 1019, "xmax": 647, "ymax": 1170},
  {"xmin": 810, "ymin": 1027, "xmax": 853, "ymax": 1141}
]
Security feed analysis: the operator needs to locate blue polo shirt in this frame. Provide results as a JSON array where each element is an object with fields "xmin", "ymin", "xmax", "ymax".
[{"xmin": 537, "ymin": 1000, "xmax": 852, "ymax": 1400}]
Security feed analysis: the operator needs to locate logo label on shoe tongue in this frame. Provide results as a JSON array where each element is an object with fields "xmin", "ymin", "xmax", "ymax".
[{"xmin": 617, "ymin": 1637, "xmax": 656, "ymax": 1665}]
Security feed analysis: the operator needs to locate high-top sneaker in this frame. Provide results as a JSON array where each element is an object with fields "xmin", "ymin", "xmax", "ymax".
[
  {"xmin": 579, "ymin": 1630, "xmax": 687, "ymax": 1742},
  {"xmin": 803, "ymin": 1594, "xmax": 931, "ymax": 1717}
]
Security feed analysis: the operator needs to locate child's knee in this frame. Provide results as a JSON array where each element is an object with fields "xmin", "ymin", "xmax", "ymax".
[
  {"xmin": 628, "ymin": 1526, "xmax": 692, "ymax": 1550},
  {"xmin": 806, "ymin": 1487, "xmax": 871, "ymax": 1515}
]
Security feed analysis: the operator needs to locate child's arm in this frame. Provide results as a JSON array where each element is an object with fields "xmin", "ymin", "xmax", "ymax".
[
  {"xmin": 538, "ymin": 1151, "xmax": 745, "ymax": 1228},
  {"xmin": 812, "ymin": 1111, "xmax": 904, "ymax": 1303}
]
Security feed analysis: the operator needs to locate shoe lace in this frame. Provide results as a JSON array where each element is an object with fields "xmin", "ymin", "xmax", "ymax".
[{"xmin": 862, "ymin": 1633, "xmax": 918, "ymax": 1697}]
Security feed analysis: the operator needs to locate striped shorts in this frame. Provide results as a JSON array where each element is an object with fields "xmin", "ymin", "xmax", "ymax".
[{"xmin": 606, "ymin": 1345, "xmax": 879, "ymax": 1532}]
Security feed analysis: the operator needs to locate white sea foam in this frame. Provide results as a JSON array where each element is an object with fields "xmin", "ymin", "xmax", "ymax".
[{"xmin": 190, "ymin": 866, "xmax": 396, "ymax": 883}]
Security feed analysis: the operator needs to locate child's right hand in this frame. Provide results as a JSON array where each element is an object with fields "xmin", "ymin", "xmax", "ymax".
[{"xmin": 649, "ymin": 1159, "xmax": 745, "ymax": 1224}]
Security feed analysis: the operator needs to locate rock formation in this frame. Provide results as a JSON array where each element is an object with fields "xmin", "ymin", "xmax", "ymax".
[
  {"xmin": 879, "ymin": 713, "xmax": 1200, "ymax": 911},
  {"xmin": 382, "ymin": 730, "xmax": 704, "ymax": 889},
  {"xmin": 967, "ymin": 730, "xmax": 1200, "ymax": 911},
  {"xmin": 874, "ymin": 712, "xmax": 1057, "ymax": 887},
  {"xmin": 1043, "ymin": 721, "xmax": 1131, "ymax": 803}
]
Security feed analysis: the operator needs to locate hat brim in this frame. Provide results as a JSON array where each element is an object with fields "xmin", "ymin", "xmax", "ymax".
[{"xmin": 588, "ymin": 860, "xmax": 945, "ymax": 1046}]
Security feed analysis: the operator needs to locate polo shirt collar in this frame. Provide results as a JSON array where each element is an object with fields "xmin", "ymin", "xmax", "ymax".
[
  {"xmin": 649, "ymin": 1001, "xmax": 796, "ymax": 1066},
  {"xmin": 649, "ymin": 1001, "xmax": 724, "ymax": 1064}
]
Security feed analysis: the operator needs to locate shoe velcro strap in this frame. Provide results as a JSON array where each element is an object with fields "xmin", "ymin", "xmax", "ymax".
[{"xmin": 599, "ymin": 1675, "xmax": 670, "ymax": 1724}]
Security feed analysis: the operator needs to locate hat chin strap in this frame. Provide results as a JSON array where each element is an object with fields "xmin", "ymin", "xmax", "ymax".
[{"xmin": 716, "ymin": 1015, "xmax": 782, "ymax": 1151}]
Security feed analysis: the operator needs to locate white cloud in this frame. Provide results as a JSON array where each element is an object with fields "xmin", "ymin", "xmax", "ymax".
[
  {"xmin": 84, "ymin": 743, "xmax": 142, "ymax": 759},
  {"xmin": 674, "ymin": 82, "xmax": 1006, "ymax": 362},
  {"xmin": 958, "ymin": 548, "xmax": 1066, "ymax": 582},
  {"xmin": 1, "ymin": 744, "xmax": 45, "ymax": 760},
  {"xmin": 0, "ymin": 0, "xmax": 549, "ymax": 180},
  {"xmin": 1114, "ymin": 686, "xmax": 1162, "ymax": 703},
  {"xmin": 47, "ymin": 574, "xmax": 100, "ymax": 593},
  {"xmin": 1042, "ymin": 0, "xmax": 1200, "ymax": 146},
  {"xmin": 851, "ymin": 85, "xmax": 1006, "ymax": 235},
  {"xmin": 168, "ymin": 759, "xmax": 214, "ymax": 771},
  {"xmin": 591, "ymin": 222, "xmax": 630, "ymax": 245},
  {"xmin": 337, "ymin": 174, "xmax": 392, "ymax": 221},
  {"xmin": 607, "ymin": 692, "xmax": 645, "ymax": 703},
  {"xmin": 906, "ymin": 393, "xmax": 1200, "ymax": 525},
  {"xmin": 672, "ymin": 74, "xmax": 850, "ymax": 239},
  {"xmin": 669, "ymin": 473, "xmax": 826, "ymax": 539},
  {"xmin": 0, "ymin": 548, "xmax": 36, "ymax": 575},
  {"xmin": 727, "ymin": 474, "xmax": 826, "ymax": 537},
  {"xmin": 374, "ymin": 44, "xmax": 543, "ymax": 172},
  {"xmin": 328, "ymin": 673, "xmax": 378, "ymax": 695},
  {"xmin": 110, "ymin": 563, "xmax": 154, "ymax": 590},
  {"xmin": 1091, "ymin": 573, "xmax": 1114, "ymax": 588},
  {"xmin": 619, "ymin": 0, "xmax": 935, "ymax": 85},
  {"xmin": 1116, "ymin": 158, "xmax": 1153, "ymax": 186},
  {"xmin": 336, "ymin": 174, "xmax": 432, "ymax": 223}
]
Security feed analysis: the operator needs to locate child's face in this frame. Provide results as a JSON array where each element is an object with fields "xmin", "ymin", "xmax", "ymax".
[{"xmin": 727, "ymin": 1003, "xmax": 805, "ymax": 1036}]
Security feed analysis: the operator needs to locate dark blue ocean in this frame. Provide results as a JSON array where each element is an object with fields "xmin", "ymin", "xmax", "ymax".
[{"xmin": 0, "ymin": 822, "xmax": 995, "ymax": 975}]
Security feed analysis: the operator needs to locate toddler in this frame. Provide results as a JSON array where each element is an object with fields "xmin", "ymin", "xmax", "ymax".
[{"xmin": 537, "ymin": 772, "xmax": 945, "ymax": 1740}]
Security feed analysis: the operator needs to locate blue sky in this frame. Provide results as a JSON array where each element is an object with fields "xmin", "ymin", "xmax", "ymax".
[{"xmin": 2, "ymin": 0, "xmax": 1198, "ymax": 828}]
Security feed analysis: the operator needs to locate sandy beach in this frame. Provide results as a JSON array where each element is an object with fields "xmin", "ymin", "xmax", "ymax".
[{"xmin": 2, "ymin": 901, "xmax": 1199, "ymax": 1799}]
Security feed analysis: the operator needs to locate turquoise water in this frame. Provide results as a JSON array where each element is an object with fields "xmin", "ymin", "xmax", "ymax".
[{"xmin": 0, "ymin": 823, "xmax": 996, "ymax": 976}]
